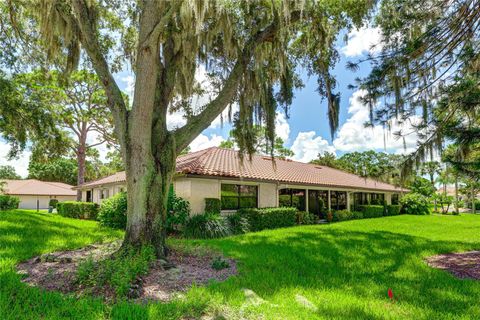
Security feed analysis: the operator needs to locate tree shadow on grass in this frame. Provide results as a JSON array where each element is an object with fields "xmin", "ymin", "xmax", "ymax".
[{"xmin": 204, "ymin": 225, "xmax": 480, "ymax": 319}]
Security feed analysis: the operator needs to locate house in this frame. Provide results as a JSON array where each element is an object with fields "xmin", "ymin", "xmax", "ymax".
[
  {"xmin": 75, "ymin": 147, "xmax": 407, "ymax": 216},
  {"xmin": 1, "ymin": 179, "xmax": 77, "ymax": 210}
]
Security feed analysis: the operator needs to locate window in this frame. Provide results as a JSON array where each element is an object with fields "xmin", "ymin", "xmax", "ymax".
[
  {"xmin": 392, "ymin": 193, "xmax": 399, "ymax": 205},
  {"xmin": 370, "ymin": 193, "xmax": 385, "ymax": 205},
  {"xmin": 86, "ymin": 190, "xmax": 92, "ymax": 202},
  {"xmin": 353, "ymin": 192, "xmax": 369, "ymax": 206},
  {"xmin": 100, "ymin": 189, "xmax": 109, "ymax": 200},
  {"xmin": 331, "ymin": 191, "xmax": 347, "ymax": 210},
  {"xmin": 308, "ymin": 190, "xmax": 328, "ymax": 218},
  {"xmin": 279, "ymin": 188, "xmax": 306, "ymax": 211},
  {"xmin": 221, "ymin": 184, "xmax": 258, "ymax": 210}
]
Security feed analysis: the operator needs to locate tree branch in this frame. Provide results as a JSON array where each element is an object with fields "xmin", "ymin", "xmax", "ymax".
[
  {"xmin": 70, "ymin": 0, "xmax": 128, "ymax": 149},
  {"xmin": 173, "ymin": 14, "xmax": 289, "ymax": 153}
]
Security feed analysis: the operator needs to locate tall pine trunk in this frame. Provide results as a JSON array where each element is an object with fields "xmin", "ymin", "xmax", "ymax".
[{"xmin": 76, "ymin": 141, "xmax": 86, "ymax": 201}]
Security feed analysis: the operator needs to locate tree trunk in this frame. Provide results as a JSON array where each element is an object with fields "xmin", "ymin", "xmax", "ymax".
[
  {"xmin": 431, "ymin": 174, "xmax": 437, "ymax": 212},
  {"xmin": 76, "ymin": 143, "xmax": 86, "ymax": 201},
  {"xmin": 473, "ymin": 186, "xmax": 476, "ymax": 214},
  {"xmin": 122, "ymin": 132, "xmax": 176, "ymax": 258},
  {"xmin": 455, "ymin": 175, "xmax": 459, "ymax": 214}
]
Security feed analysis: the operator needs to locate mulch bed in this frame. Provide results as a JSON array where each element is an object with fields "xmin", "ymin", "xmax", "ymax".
[
  {"xmin": 426, "ymin": 251, "xmax": 480, "ymax": 280},
  {"xmin": 17, "ymin": 241, "xmax": 237, "ymax": 302}
]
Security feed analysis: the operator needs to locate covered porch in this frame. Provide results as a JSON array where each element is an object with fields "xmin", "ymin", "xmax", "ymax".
[{"xmin": 277, "ymin": 186, "xmax": 398, "ymax": 219}]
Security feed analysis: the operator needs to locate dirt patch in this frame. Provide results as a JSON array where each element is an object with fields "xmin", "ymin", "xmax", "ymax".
[
  {"xmin": 426, "ymin": 251, "xmax": 480, "ymax": 280},
  {"xmin": 17, "ymin": 241, "xmax": 237, "ymax": 302}
]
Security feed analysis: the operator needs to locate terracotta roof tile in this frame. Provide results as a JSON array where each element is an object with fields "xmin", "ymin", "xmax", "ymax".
[
  {"xmin": 78, "ymin": 147, "xmax": 407, "ymax": 193},
  {"xmin": 1, "ymin": 179, "xmax": 76, "ymax": 196}
]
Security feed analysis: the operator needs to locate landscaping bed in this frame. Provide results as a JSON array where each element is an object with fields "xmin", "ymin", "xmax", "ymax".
[
  {"xmin": 427, "ymin": 251, "xmax": 480, "ymax": 280},
  {"xmin": 17, "ymin": 241, "xmax": 237, "ymax": 302}
]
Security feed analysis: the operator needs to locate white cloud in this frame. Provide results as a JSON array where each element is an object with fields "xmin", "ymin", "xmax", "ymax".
[
  {"xmin": 290, "ymin": 131, "xmax": 336, "ymax": 163},
  {"xmin": 189, "ymin": 134, "xmax": 225, "ymax": 152},
  {"xmin": 0, "ymin": 141, "xmax": 30, "ymax": 178},
  {"xmin": 341, "ymin": 26, "xmax": 382, "ymax": 57},
  {"xmin": 333, "ymin": 89, "xmax": 420, "ymax": 154},
  {"xmin": 275, "ymin": 112, "xmax": 290, "ymax": 142}
]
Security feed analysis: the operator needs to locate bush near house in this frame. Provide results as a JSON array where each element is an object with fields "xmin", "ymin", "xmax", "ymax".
[
  {"xmin": 333, "ymin": 210, "xmax": 363, "ymax": 222},
  {"xmin": 183, "ymin": 212, "xmax": 231, "ymax": 239},
  {"xmin": 205, "ymin": 198, "xmax": 222, "ymax": 215},
  {"xmin": 48, "ymin": 199, "xmax": 59, "ymax": 209},
  {"xmin": 0, "ymin": 195, "xmax": 20, "ymax": 210},
  {"xmin": 225, "ymin": 212, "xmax": 250, "ymax": 235},
  {"xmin": 385, "ymin": 205, "xmax": 401, "ymax": 216},
  {"xmin": 167, "ymin": 188, "xmax": 190, "ymax": 233},
  {"xmin": 97, "ymin": 192, "xmax": 128, "ymax": 229},
  {"xmin": 238, "ymin": 207, "xmax": 296, "ymax": 231},
  {"xmin": 400, "ymin": 193, "xmax": 430, "ymax": 215},
  {"xmin": 295, "ymin": 211, "xmax": 316, "ymax": 225},
  {"xmin": 356, "ymin": 205, "xmax": 385, "ymax": 218},
  {"xmin": 57, "ymin": 201, "xmax": 98, "ymax": 220}
]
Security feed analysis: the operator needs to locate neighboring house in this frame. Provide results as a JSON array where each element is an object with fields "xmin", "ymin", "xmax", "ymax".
[
  {"xmin": 76, "ymin": 147, "xmax": 408, "ymax": 216},
  {"xmin": 1, "ymin": 179, "xmax": 76, "ymax": 210}
]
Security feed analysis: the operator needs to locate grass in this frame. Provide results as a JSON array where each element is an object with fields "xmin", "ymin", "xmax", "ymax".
[{"xmin": 2, "ymin": 210, "xmax": 480, "ymax": 319}]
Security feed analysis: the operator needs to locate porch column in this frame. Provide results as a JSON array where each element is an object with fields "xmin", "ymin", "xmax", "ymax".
[
  {"xmin": 327, "ymin": 190, "xmax": 331, "ymax": 211},
  {"xmin": 347, "ymin": 192, "xmax": 350, "ymax": 211},
  {"xmin": 305, "ymin": 188, "xmax": 309, "ymax": 212}
]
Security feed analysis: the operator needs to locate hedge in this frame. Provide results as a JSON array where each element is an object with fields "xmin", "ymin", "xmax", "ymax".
[
  {"xmin": 97, "ymin": 192, "xmax": 127, "ymax": 228},
  {"xmin": 57, "ymin": 201, "xmax": 98, "ymax": 220},
  {"xmin": 295, "ymin": 211, "xmax": 316, "ymax": 225},
  {"xmin": 183, "ymin": 213, "xmax": 231, "ymax": 239},
  {"xmin": 238, "ymin": 207, "xmax": 296, "ymax": 231},
  {"xmin": 356, "ymin": 205, "xmax": 385, "ymax": 218},
  {"xmin": 204, "ymin": 198, "xmax": 221, "ymax": 214},
  {"xmin": 0, "ymin": 195, "xmax": 20, "ymax": 210},
  {"xmin": 48, "ymin": 199, "xmax": 59, "ymax": 209},
  {"xmin": 333, "ymin": 210, "xmax": 363, "ymax": 222},
  {"xmin": 385, "ymin": 205, "xmax": 401, "ymax": 216}
]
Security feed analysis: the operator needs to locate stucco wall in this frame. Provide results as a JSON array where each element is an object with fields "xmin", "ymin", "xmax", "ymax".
[
  {"xmin": 258, "ymin": 182, "xmax": 277, "ymax": 208},
  {"xmin": 18, "ymin": 195, "xmax": 76, "ymax": 210}
]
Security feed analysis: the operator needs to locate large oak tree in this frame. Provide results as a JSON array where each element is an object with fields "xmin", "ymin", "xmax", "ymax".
[{"xmin": 11, "ymin": 0, "xmax": 373, "ymax": 256}]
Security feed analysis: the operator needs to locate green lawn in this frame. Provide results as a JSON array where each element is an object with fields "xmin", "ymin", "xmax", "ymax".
[{"xmin": 1, "ymin": 210, "xmax": 480, "ymax": 319}]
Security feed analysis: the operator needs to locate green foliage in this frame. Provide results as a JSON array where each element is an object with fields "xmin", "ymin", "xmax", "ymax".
[
  {"xmin": 211, "ymin": 256, "xmax": 230, "ymax": 271},
  {"xmin": 385, "ymin": 205, "xmax": 401, "ymax": 216},
  {"xmin": 204, "ymin": 198, "xmax": 221, "ymax": 215},
  {"xmin": 167, "ymin": 187, "xmax": 190, "ymax": 233},
  {"xmin": 48, "ymin": 199, "xmax": 59, "ymax": 209},
  {"xmin": 333, "ymin": 210, "xmax": 363, "ymax": 222},
  {"xmin": 225, "ymin": 212, "xmax": 250, "ymax": 235},
  {"xmin": 238, "ymin": 207, "xmax": 296, "ymax": 231},
  {"xmin": 356, "ymin": 205, "xmax": 385, "ymax": 218},
  {"xmin": 0, "ymin": 194, "xmax": 20, "ymax": 210},
  {"xmin": 295, "ymin": 211, "xmax": 316, "ymax": 225},
  {"xmin": 97, "ymin": 192, "xmax": 127, "ymax": 229},
  {"xmin": 434, "ymin": 194, "xmax": 454, "ymax": 214},
  {"xmin": 0, "ymin": 165, "xmax": 20, "ymax": 179},
  {"xmin": 409, "ymin": 177, "xmax": 436, "ymax": 197},
  {"xmin": 184, "ymin": 213, "xmax": 231, "ymax": 239},
  {"xmin": 400, "ymin": 193, "xmax": 430, "ymax": 215},
  {"xmin": 28, "ymin": 158, "xmax": 79, "ymax": 185},
  {"xmin": 57, "ymin": 201, "xmax": 98, "ymax": 220},
  {"xmin": 76, "ymin": 246, "xmax": 155, "ymax": 298}
]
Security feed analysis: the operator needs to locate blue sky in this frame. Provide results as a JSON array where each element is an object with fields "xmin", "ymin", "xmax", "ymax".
[{"xmin": 1, "ymin": 26, "xmax": 420, "ymax": 177}]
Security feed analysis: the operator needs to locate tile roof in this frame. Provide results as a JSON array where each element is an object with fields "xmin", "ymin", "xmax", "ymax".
[
  {"xmin": 1, "ymin": 179, "xmax": 76, "ymax": 196},
  {"xmin": 78, "ymin": 147, "xmax": 407, "ymax": 193}
]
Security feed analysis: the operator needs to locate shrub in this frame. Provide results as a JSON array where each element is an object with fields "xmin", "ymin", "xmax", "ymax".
[
  {"xmin": 76, "ymin": 245, "xmax": 155, "ymax": 298},
  {"xmin": 332, "ymin": 210, "xmax": 363, "ymax": 222},
  {"xmin": 57, "ymin": 201, "xmax": 98, "ymax": 219},
  {"xmin": 48, "ymin": 199, "xmax": 59, "ymax": 209},
  {"xmin": 97, "ymin": 192, "xmax": 127, "ymax": 229},
  {"xmin": 167, "ymin": 188, "xmax": 190, "ymax": 233},
  {"xmin": 296, "ymin": 211, "xmax": 316, "ymax": 225},
  {"xmin": 466, "ymin": 199, "xmax": 480, "ymax": 210},
  {"xmin": 211, "ymin": 256, "xmax": 230, "ymax": 270},
  {"xmin": 385, "ymin": 205, "xmax": 401, "ymax": 216},
  {"xmin": 205, "ymin": 198, "xmax": 221, "ymax": 214},
  {"xmin": 326, "ymin": 211, "xmax": 333, "ymax": 222},
  {"xmin": 238, "ymin": 207, "xmax": 296, "ymax": 231},
  {"xmin": 400, "ymin": 193, "xmax": 430, "ymax": 215},
  {"xmin": 356, "ymin": 205, "xmax": 385, "ymax": 218},
  {"xmin": 225, "ymin": 212, "xmax": 250, "ymax": 234},
  {"xmin": 184, "ymin": 213, "xmax": 231, "ymax": 239},
  {"xmin": 0, "ymin": 194, "xmax": 20, "ymax": 210}
]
